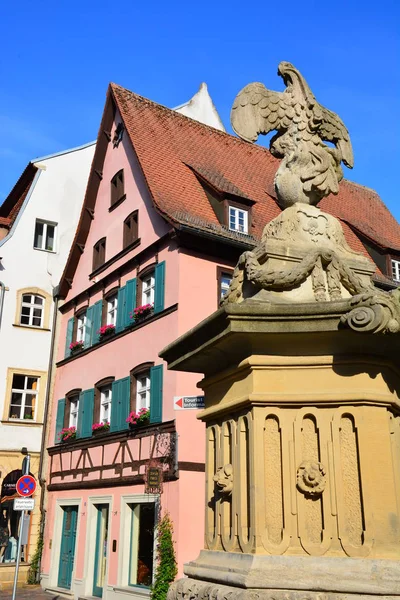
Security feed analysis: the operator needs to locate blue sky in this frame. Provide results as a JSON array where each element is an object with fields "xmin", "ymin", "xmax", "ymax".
[{"xmin": 0, "ymin": 0, "xmax": 399, "ymax": 222}]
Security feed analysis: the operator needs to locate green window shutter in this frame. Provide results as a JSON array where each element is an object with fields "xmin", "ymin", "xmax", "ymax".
[
  {"xmin": 150, "ymin": 365, "xmax": 163, "ymax": 423},
  {"xmin": 92, "ymin": 300, "xmax": 103, "ymax": 344},
  {"xmin": 154, "ymin": 262, "xmax": 165, "ymax": 314},
  {"xmin": 115, "ymin": 286, "xmax": 126, "ymax": 333},
  {"xmin": 76, "ymin": 389, "xmax": 94, "ymax": 439},
  {"xmin": 84, "ymin": 305, "xmax": 95, "ymax": 348},
  {"xmin": 65, "ymin": 317, "xmax": 74, "ymax": 358},
  {"xmin": 54, "ymin": 398, "xmax": 66, "ymax": 444},
  {"xmin": 124, "ymin": 278, "xmax": 137, "ymax": 328},
  {"xmin": 110, "ymin": 377, "xmax": 130, "ymax": 432}
]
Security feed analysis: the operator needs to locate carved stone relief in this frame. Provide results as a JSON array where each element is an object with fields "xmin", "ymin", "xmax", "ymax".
[
  {"xmin": 213, "ymin": 464, "xmax": 233, "ymax": 496},
  {"xmin": 296, "ymin": 461, "xmax": 326, "ymax": 497}
]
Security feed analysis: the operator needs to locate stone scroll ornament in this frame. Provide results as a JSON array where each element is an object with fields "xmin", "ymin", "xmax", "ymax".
[{"xmin": 231, "ymin": 61, "xmax": 354, "ymax": 208}]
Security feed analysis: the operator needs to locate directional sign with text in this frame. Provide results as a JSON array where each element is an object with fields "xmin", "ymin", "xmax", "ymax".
[
  {"xmin": 16, "ymin": 475, "xmax": 36, "ymax": 497},
  {"xmin": 174, "ymin": 396, "xmax": 205, "ymax": 410}
]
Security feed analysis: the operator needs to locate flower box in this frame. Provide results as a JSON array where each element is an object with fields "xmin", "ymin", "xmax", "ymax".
[
  {"xmin": 126, "ymin": 408, "xmax": 150, "ymax": 428},
  {"xmin": 129, "ymin": 304, "xmax": 153, "ymax": 324},
  {"xmin": 70, "ymin": 341, "xmax": 84, "ymax": 354},
  {"xmin": 92, "ymin": 422, "xmax": 110, "ymax": 435},
  {"xmin": 59, "ymin": 426, "xmax": 77, "ymax": 442},
  {"xmin": 98, "ymin": 324, "xmax": 115, "ymax": 342}
]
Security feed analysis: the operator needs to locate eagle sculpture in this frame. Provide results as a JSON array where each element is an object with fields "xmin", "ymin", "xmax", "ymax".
[{"xmin": 231, "ymin": 62, "xmax": 353, "ymax": 207}]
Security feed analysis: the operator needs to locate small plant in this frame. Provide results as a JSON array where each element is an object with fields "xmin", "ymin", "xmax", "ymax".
[
  {"xmin": 130, "ymin": 304, "xmax": 153, "ymax": 322},
  {"xmin": 97, "ymin": 324, "xmax": 115, "ymax": 340},
  {"xmin": 150, "ymin": 512, "xmax": 177, "ymax": 600},
  {"xmin": 126, "ymin": 408, "xmax": 150, "ymax": 426},
  {"xmin": 92, "ymin": 421, "xmax": 110, "ymax": 433},
  {"xmin": 27, "ymin": 517, "xmax": 44, "ymax": 584},
  {"xmin": 59, "ymin": 426, "xmax": 76, "ymax": 442},
  {"xmin": 70, "ymin": 340, "xmax": 84, "ymax": 353}
]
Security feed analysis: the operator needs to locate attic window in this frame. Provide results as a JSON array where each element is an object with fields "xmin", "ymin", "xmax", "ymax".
[
  {"xmin": 123, "ymin": 211, "xmax": 138, "ymax": 248},
  {"xmin": 392, "ymin": 259, "xmax": 400, "ymax": 283},
  {"xmin": 93, "ymin": 238, "xmax": 106, "ymax": 271},
  {"xmin": 228, "ymin": 205, "xmax": 248, "ymax": 234},
  {"xmin": 111, "ymin": 170, "xmax": 125, "ymax": 207},
  {"xmin": 113, "ymin": 123, "xmax": 124, "ymax": 148}
]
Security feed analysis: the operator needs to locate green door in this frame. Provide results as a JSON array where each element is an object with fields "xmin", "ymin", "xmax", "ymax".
[
  {"xmin": 93, "ymin": 504, "xmax": 109, "ymax": 597},
  {"xmin": 58, "ymin": 506, "xmax": 78, "ymax": 589}
]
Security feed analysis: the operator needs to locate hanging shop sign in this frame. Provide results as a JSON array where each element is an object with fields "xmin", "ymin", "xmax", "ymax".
[{"xmin": 145, "ymin": 463, "xmax": 163, "ymax": 494}]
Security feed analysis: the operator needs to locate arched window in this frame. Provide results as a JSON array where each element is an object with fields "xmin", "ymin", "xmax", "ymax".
[{"xmin": 20, "ymin": 294, "xmax": 44, "ymax": 327}]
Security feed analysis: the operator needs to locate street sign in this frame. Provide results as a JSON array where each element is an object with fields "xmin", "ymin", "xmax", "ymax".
[
  {"xmin": 174, "ymin": 395, "xmax": 205, "ymax": 410},
  {"xmin": 13, "ymin": 497, "xmax": 35, "ymax": 511},
  {"xmin": 16, "ymin": 474, "xmax": 36, "ymax": 497}
]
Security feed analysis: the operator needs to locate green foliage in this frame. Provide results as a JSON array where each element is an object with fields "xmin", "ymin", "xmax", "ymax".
[
  {"xmin": 27, "ymin": 521, "xmax": 44, "ymax": 585},
  {"xmin": 151, "ymin": 512, "xmax": 177, "ymax": 600}
]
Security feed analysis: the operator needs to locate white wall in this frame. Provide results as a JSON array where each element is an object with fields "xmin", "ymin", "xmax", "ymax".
[{"xmin": 0, "ymin": 143, "xmax": 95, "ymax": 453}]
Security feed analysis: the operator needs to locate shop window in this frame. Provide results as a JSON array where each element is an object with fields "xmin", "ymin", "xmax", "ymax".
[
  {"xmin": 128, "ymin": 502, "xmax": 156, "ymax": 587},
  {"xmin": 34, "ymin": 219, "xmax": 57, "ymax": 252},
  {"xmin": 0, "ymin": 470, "xmax": 33, "ymax": 563},
  {"xmin": 9, "ymin": 374, "xmax": 38, "ymax": 421}
]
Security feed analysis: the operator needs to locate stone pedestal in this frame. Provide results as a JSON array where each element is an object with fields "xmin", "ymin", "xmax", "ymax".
[{"xmin": 161, "ymin": 300, "xmax": 400, "ymax": 600}]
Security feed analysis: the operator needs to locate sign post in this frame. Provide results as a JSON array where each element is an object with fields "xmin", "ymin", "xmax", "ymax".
[{"xmin": 11, "ymin": 453, "xmax": 32, "ymax": 600}]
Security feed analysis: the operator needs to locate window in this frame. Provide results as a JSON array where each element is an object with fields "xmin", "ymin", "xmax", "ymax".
[
  {"xmin": 20, "ymin": 294, "xmax": 44, "ymax": 327},
  {"xmin": 217, "ymin": 267, "xmax": 234, "ymax": 305},
  {"xmin": 76, "ymin": 312, "xmax": 87, "ymax": 343},
  {"xmin": 111, "ymin": 170, "xmax": 125, "ymax": 207},
  {"xmin": 9, "ymin": 374, "xmax": 38, "ymax": 420},
  {"xmin": 106, "ymin": 295, "xmax": 118, "ymax": 326},
  {"xmin": 228, "ymin": 206, "xmax": 248, "ymax": 233},
  {"xmin": 142, "ymin": 273, "xmax": 155, "ymax": 306},
  {"xmin": 123, "ymin": 211, "xmax": 138, "ymax": 248},
  {"xmin": 100, "ymin": 385, "xmax": 112, "ymax": 424},
  {"xmin": 129, "ymin": 503, "xmax": 155, "ymax": 587},
  {"xmin": 34, "ymin": 219, "xmax": 57, "ymax": 252},
  {"xmin": 392, "ymin": 259, "xmax": 400, "ymax": 282},
  {"xmin": 136, "ymin": 372, "xmax": 151, "ymax": 411},
  {"xmin": 69, "ymin": 395, "xmax": 79, "ymax": 428},
  {"xmin": 93, "ymin": 238, "xmax": 106, "ymax": 271}
]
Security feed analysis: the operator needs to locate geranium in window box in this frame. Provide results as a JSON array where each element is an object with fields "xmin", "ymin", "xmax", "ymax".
[
  {"xmin": 98, "ymin": 324, "xmax": 115, "ymax": 341},
  {"xmin": 126, "ymin": 408, "xmax": 150, "ymax": 429},
  {"xmin": 70, "ymin": 340, "xmax": 84, "ymax": 354},
  {"xmin": 129, "ymin": 304, "xmax": 154, "ymax": 323},
  {"xmin": 92, "ymin": 421, "xmax": 110, "ymax": 435},
  {"xmin": 59, "ymin": 426, "xmax": 76, "ymax": 442}
]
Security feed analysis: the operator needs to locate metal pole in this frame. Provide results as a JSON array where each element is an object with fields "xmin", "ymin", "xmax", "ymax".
[{"xmin": 11, "ymin": 453, "xmax": 30, "ymax": 600}]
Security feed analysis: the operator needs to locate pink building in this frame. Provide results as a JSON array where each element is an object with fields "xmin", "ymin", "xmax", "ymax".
[{"xmin": 41, "ymin": 83, "xmax": 400, "ymax": 600}]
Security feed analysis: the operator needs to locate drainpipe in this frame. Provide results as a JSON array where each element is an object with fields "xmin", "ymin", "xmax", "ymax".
[
  {"xmin": 37, "ymin": 286, "xmax": 60, "ymax": 581},
  {"xmin": 0, "ymin": 280, "xmax": 5, "ymax": 333}
]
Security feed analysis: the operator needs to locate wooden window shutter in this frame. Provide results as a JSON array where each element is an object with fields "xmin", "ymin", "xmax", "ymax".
[
  {"xmin": 111, "ymin": 170, "xmax": 124, "ymax": 207},
  {"xmin": 54, "ymin": 398, "xmax": 66, "ymax": 444},
  {"xmin": 124, "ymin": 278, "xmax": 136, "ymax": 328},
  {"xmin": 92, "ymin": 300, "xmax": 103, "ymax": 344},
  {"xmin": 150, "ymin": 365, "xmax": 163, "ymax": 424},
  {"xmin": 93, "ymin": 238, "xmax": 106, "ymax": 271},
  {"xmin": 65, "ymin": 317, "xmax": 74, "ymax": 358},
  {"xmin": 77, "ymin": 389, "xmax": 94, "ymax": 439},
  {"xmin": 84, "ymin": 305, "xmax": 95, "ymax": 348},
  {"xmin": 110, "ymin": 377, "xmax": 130, "ymax": 432},
  {"xmin": 154, "ymin": 261, "xmax": 166, "ymax": 314},
  {"xmin": 115, "ymin": 285, "xmax": 126, "ymax": 333},
  {"xmin": 123, "ymin": 211, "xmax": 138, "ymax": 248}
]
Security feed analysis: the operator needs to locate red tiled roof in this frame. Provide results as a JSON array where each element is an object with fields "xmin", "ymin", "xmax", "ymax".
[
  {"xmin": 0, "ymin": 163, "xmax": 38, "ymax": 228},
  {"xmin": 110, "ymin": 84, "xmax": 400, "ymax": 255}
]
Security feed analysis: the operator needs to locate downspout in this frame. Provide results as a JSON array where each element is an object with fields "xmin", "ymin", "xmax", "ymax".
[
  {"xmin": 0, "ymin": 280, "xmax": 5, "ymax": 333},
  {"xmin": 37, "ymin": 286, "xmax": 60, "ymax": 581}
]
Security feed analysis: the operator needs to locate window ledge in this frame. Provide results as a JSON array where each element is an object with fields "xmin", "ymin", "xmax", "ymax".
[
  {"xmin": 33, "ymin": 247, "xmax": 57, "ymax": 254},
  {"xmin": 109, "ymin": 193, "xmax": 127, "ymax": 212},
  {"xmin": 1, "ymin": 420, "xmax": 43, "ymax": 427},
  {"xmin": 89, "ymin": 238, "xmax": 141, "ymax": 279},
  {"xmin": 13, "ymin": 324, "xmax": 51, "ymax": 332},
  {"xmin": 57, "ymin": 303, "xmax": 178, "ymax": 366},
  {"xmin": 113, "ymin": 585, "xmax": 150, "ymax": 597}
]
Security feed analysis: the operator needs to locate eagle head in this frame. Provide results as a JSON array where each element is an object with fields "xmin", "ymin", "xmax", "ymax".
[{"xmin": 278, "ymin": 61, "xmax": 315, "ymax": 105}]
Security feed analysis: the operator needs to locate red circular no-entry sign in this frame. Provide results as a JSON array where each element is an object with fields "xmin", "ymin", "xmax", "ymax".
[{"xmin": 16, "ymin": 475, "xmax": 36, "ymax": 497}]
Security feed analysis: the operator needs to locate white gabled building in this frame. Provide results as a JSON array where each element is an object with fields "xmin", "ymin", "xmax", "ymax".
[{"xmin": 0, "ymin": 141, "xmax": 95, "ymax": 587}]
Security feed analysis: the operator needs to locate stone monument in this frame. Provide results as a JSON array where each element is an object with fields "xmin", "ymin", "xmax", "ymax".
[{"xmin": 161, "ymin": 62, "xmax": 400, "ymax": 600}]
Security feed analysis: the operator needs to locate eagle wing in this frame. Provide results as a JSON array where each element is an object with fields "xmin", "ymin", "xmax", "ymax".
[
  {"xmin": 231, "ymin": 83, "xmax": 290, "ymax": 143},
  {"xmin": 315, "ymin": 103, "xmax": 354, "ymax": 168}
]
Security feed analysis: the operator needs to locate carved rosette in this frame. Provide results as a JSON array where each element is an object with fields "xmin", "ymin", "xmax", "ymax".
[
  {"xmin": 297, "ymin": 461, "xmax": 326, "ymax": 497},
  {"xmin": 213, "ymin": 464, "xmax": 233, "ymax": 496}
]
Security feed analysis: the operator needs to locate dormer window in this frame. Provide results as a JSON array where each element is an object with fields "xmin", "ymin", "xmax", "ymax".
[
  {"xmin": 392, "ymin": 259, "xmax": 400, "ymax": 283},
  {"xmin": 228, "ymin": 205, "xmax": 248, "ymax": 234}
]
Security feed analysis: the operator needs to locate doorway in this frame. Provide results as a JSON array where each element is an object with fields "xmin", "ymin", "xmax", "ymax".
[
  {"xmin": 93, "ymin": 504, "xmax": 109, "ymax": 597},
  {"xmin": 57, "ymin": 506, "xmax": 78, "ymax": 589}
]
